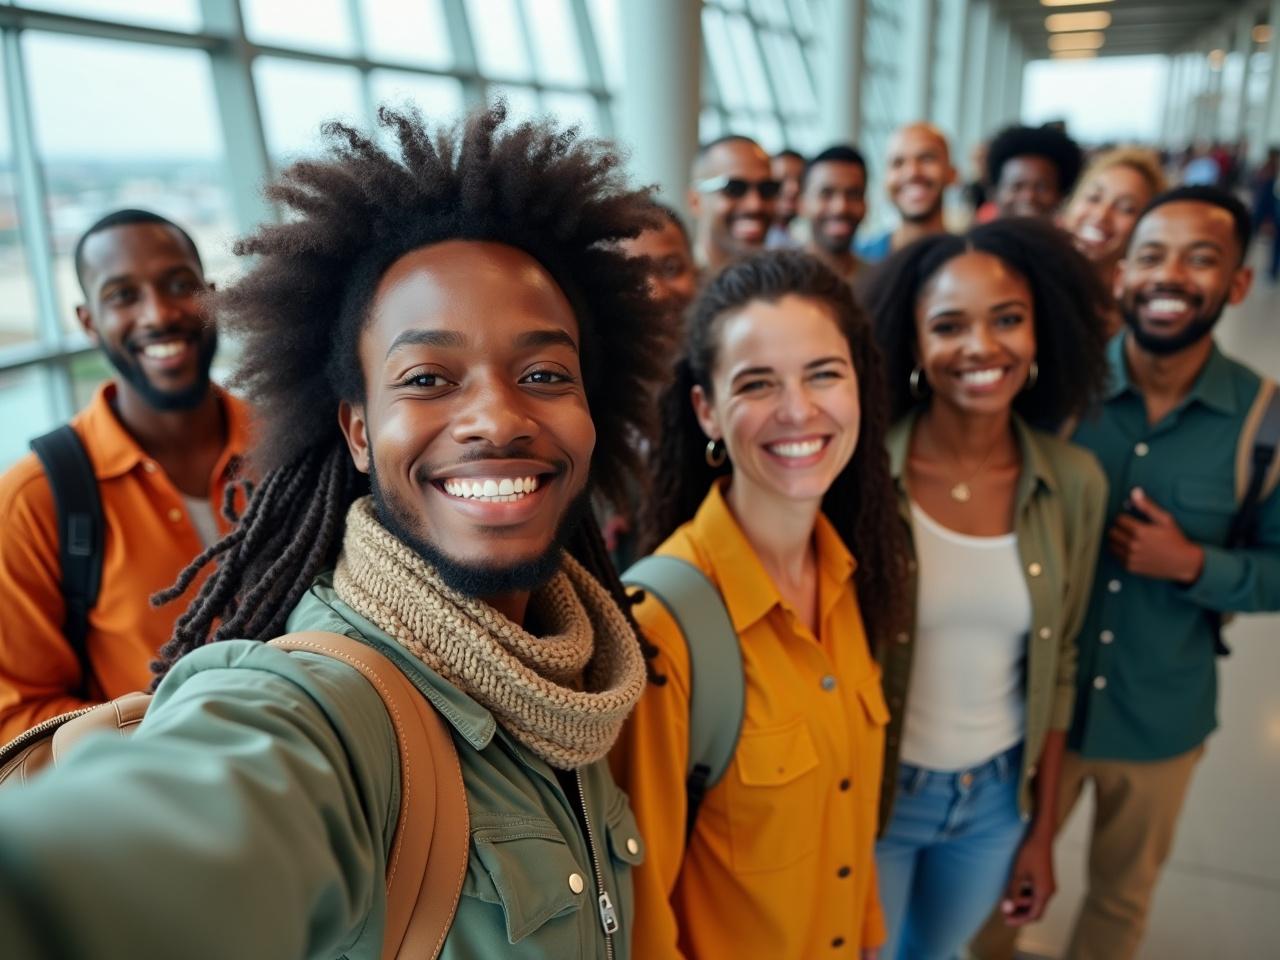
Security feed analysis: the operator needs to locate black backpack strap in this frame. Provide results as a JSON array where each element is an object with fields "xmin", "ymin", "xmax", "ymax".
[
  {"xmin": 29, "ymin": 426, "xmax": 103, "ymax": 694},
  {"xmin": 1210, "ymin": 383, "xmax": 1280, "ymax": 656}
]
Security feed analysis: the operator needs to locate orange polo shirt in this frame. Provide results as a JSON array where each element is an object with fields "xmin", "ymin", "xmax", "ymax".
[
  {"xmin": 0, "ymin": 382, "xmax": 251, "ymax": 741},
  {"xmin": 610, "ymin": 482, "xmax": 889, "ymax": 958}
]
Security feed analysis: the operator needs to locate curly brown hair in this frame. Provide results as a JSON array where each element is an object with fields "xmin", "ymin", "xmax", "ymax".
[
  {"xmin": 643, "ymin": 250, "xmax": 912, "ymax": 653},
  {"xmin": 153, "ymin": 104, "xmax": 669, "ymax": 676}
]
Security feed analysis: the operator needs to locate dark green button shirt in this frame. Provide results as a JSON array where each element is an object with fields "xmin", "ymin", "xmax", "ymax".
[{"xmin": 1069, "ymin": 334, "xmax": 1280, "ymax": 761}]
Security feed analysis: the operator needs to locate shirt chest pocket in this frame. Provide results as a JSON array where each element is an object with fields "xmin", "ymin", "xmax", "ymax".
[
  {"xmin": 458, "ymin": 821, "xmax": 588, "ymax": 955},
  {"xmin": 725, "ymin": 717, "xmax": 822, "ymax": 874},
  {"xmin": 1174, "ymin": 477, "xmax": 1236, "ymax": 544}
]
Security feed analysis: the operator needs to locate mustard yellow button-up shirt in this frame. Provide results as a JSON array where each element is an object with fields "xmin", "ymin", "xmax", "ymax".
[{"xmin": 611, "ymin": 482, "xmax": 888, "ymax": 958}]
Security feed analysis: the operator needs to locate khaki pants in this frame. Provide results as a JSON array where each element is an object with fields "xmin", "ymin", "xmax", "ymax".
[{"xmin": 970, "ymin": 745, "xmax": 1204, "ymax": 960}]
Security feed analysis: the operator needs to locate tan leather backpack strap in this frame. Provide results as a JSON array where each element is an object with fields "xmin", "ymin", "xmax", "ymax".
[{"xmin": 269, "ymin": 631, "xmax": 468, "ymax": 960}]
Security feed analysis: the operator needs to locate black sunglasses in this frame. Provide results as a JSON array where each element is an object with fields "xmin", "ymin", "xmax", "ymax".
[{"xmin": 693, "ymin": 175, "xmax": 782, "ymax": 200}]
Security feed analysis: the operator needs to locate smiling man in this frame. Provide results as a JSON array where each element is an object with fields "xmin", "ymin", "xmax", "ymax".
[
  {"xmin": 0, "ymin": 210, "xmax": 250, "ymax": 740},
  {"xmin": 975, "ymin": 186, "xmax": 1280, "ymax": 960},
  {"xmin": 0, "ymin": 107, "xmax": 665, "ymax": 958},
  {"xmin": 688, "ymin": 134, "xmax": 779, "ymax": 277},
  {"xmin": 798, "ymin": 144, "xmax": 869, "ymax": 283},
  {"xmin": 857, "ymin": 123, "xmax": 956, "ymax": 264}
]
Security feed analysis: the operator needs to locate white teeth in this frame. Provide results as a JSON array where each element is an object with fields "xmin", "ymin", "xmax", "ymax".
[
  {"xmin": 1148, "ymin": 297, "xmax": 1189, "ymax": 313},
  {"xmin": 769, "ymin": 439, "xmax": 824, "ymax": 458},
  {"xmin": 1079, "ymin": 225, "xmax": 1107, "ymax": 243},
  {"xmin": 441, "ymin": 475, "xmax": 540, "ymax": 501},
  {"xmin": 960, "ymin": 368, "xmax": 1004, "ymax": 386},
  {"xmin": 142, "ymin": 342, "xmax": 185, "ymax": 359}
]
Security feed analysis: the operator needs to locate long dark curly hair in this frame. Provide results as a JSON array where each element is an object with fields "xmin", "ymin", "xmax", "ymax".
[
  {"xmin": 862, "ymin": 217, "xmax": 1111, "ymax": 427},
  {"xmin": 643, "ymin": 250, "xmax": 911, "ymax": 653},
  {"xmin": 152, "ymin": 104, "xmax": 669, "ymax": 678}
]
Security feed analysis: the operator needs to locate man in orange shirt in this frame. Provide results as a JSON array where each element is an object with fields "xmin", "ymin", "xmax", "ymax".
[{"xmin": 0, "ymin": 209, "xmax": 250, "ymax": 740}]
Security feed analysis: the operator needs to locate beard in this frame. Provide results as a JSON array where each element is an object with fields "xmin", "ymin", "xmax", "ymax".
[
  {"xmin": 1120, "ymin": 290, "xmax": 1227, "ymax": 357},
  {"xmin": 101, "ymin": 327, "xmax": 218, "ymax": 412},
  {"xmin": 367, "ymin": 457, "xmax": 588, "ymax": 600}
]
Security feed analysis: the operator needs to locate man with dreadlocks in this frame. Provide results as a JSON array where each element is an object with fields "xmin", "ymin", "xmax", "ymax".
[{"xmin": 0, "ymin": 105, "xmax": 665, "ymax": 959}]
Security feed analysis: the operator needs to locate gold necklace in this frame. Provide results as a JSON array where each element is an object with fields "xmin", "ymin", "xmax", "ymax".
[{"xmin": 925, "ymin": 418, "xmax": 1004, "ymax": 503}]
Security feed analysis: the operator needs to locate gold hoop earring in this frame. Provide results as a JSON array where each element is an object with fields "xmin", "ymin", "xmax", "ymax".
[
  {"xmin": 1025, "ymin": 360, "xmax": 1039, "ymax": 391},
  {"xmin": 705, "ymin": 439, "xmax": 727, "ymax": 468},
  {"xmin": 909, "ymin": 366, "xmax": 928, "ymax": 400}
]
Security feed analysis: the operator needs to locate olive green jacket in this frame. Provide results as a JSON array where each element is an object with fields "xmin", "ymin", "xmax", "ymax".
[
  {"xmin": 878, "ymin": 412, "xmax": 1108, "ymax": 830},
  {"xmin": 0, "ymin": 575, "xmax": 644, "ymax": 959}
]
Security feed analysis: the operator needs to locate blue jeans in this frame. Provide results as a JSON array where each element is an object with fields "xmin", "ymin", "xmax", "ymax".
[{"xmin": 875, "ymin": 744, "xmax": 1026, "ymax": 960}]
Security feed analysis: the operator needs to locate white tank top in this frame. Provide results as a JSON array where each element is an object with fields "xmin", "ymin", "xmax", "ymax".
[{"xmin": 900, "ymin": 502, "xmax": 1032, "ymax": 771}]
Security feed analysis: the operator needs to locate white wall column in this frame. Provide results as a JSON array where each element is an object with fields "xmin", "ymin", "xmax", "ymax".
[
  {"xmin": 901, "ymin": 0, "xmax": 936, "ymax": 122},
  {"xmin": 962, "ymin": 0, "xmax": 994, "ymax": 150},
  {"xmin": 1232, "ymin": 8, "xmax": 1256, "ymax": 143},
  {"xmin": 983, "ymin": 15, "xmax": 1012, "ymax": 133},
  {"xmin": 616, "ymin": 0, "xmax": 702, "ymax": 207},
  {"xmin": 1266, "ymin": 0, "xmax": 1280, "ymax": 150},
  {"xmin": 1004, "ymin": 35, "xmax": 1024, "ymax": 125},
  {"xmin": 939, "ymin": 0, "xmax": 972, "ymax": 147},
  {"xmin": 817, "ymin": 0, "xmax": 867, "ymax": 144}
]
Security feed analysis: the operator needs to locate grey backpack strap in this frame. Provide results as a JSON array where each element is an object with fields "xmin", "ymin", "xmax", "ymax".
[{"xmin": 622, "ymin": 555, "xmax": 744, "ymax": 842}]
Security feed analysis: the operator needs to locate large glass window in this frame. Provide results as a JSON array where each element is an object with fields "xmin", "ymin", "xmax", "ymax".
[
  {"xmin": 23, "ymin": 32, "xmax": 233, "ymax": 336},
  {"xmin": 0, "ymin": 49, "xmax": 38, "ymax": 356},
  {"xmin": 254, "ymin": 57, "xmax": 365, "ymax": 161},
  {"xmin": 466, "ymin": 0, "xmax": 532, "ymax": 81},
  {"xmin": 361, "ymin": 0, "xmax": 453, "ymax": 68},
  {"xmin": 241, "ymin": 0, "xmax": 356, "ymax": 56},
  {"xmin": 19, "ymin": 0, "xmax": 202, "ymax": 32}
]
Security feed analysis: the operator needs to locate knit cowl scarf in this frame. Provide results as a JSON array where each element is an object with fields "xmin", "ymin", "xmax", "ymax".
[{"xmin": 333, "ymin": 497, "xmax": 646, "ymax": 769}]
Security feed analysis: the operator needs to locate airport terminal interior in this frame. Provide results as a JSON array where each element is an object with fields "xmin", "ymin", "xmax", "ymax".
[{"xmin": 0, "ymin": 1, "xmax": 1276, "ymax": 958}]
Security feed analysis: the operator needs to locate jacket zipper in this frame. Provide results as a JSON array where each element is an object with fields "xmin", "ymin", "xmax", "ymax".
[
  {"xmin": 575, "ymin": 769, "xmax": 618, "ymax": 960},
  {"xmin": 0, "ymin": 704, "xmax": 98, "ymax": 764}
]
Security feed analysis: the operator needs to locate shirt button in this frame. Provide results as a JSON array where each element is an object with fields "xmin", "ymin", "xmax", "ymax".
[
  {"xmin": 568, "ymin": 872, "xmax": 585, "ymax": 894},
  {"xmin": 1038, "ymin": 626, "xmax": 1052, "ymax": 639},
  {"xmin": 143, "ymin": 461, "xmax": 157, "ymax": 473},
  {"xmin": 839, "ymin": 777, "xmax": 851, "ymax": 791},
  {"xmin": 1135, "ymin": 442, "xmax": 1150, "ymax": 457},
  {"xmin": 837, "ymin": 865, "xmax": 851, "ymax": 878},
  {"xmin": 626, "ymin": 838, "xmax": 640, "ymax": 856},
  {"xmin": 167, "ymin": 508, "xmax": 183, "ymax": 522},
  {"xmin": 959, "ymin": 771, "xmax": 974, "ymax": 789},
  {"xmin": 1028, "ymin": 562, "xmax": 1043, "ymax": 577},
  {"xmin": 895, "ymin": 631, "xmax": 910, "ymax": 645},
  {"xmin": 1093, "ymin": 676, "xmax": 1108, "ymax": 691},
  {"xmin": 1100, "ymin": 629, "xmax": 1115, "ymax": 645},
  {"xmin": 1028, "ymin": 764, "xmax": 1038, "ymax": 778},
  {"xmin": 1108, "ymin": 579, "xmax": 1122, "ymax": 594},
  {"xmin": 821, "ymin": 675, "xmax": 837, "ymax": 692},
  {"xmin": 832, "ymin": 937, "xmax": 846, "ymax": 948}
]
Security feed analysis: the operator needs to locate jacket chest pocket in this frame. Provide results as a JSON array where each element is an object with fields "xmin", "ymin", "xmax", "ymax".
[
  {"xmin": 725, "ymin": 717, "xmax": 822, "ymax": 874},
  {"xmin": 457, "ymin": 822, "xmax": 588, "ymax": 957}
]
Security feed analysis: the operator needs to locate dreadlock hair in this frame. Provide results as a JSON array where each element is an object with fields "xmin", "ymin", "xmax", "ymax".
[
  {"xmin": 862, "ymin": 217, "xmax": 1111, "ymax": 428},
  {"xmin": 152, "ymin": 103, "xmax": 669, "ymax": 680},
  {"xmin": 643, "ymin": 249, "xmax": 912, "ymax": 654}
]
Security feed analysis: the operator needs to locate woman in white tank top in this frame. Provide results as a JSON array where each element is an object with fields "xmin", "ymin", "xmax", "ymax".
[{"xmin": 862, "ymin": 219, "xmax": 1110, "ymax": 960}]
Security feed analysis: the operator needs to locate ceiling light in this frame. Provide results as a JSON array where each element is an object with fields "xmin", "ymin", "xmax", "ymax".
[
  {"xmin": 1052, "ymin": 50, "xmax": 1098, "ymax": 60},
  {"xmin": 1048, "ymin": 31, "xmax": 1106, "ymax": 52},
  {"xmin": 1041, "ymin": 0, "xmax": 1113, "ymax": 6},
  {"xmin": 1046, "ymin": 12, "xmax": 1112, "ymax": 31},
  {"xmin": 1254, "ymin": 25, "xmax": 1272, "ymax": 45}
]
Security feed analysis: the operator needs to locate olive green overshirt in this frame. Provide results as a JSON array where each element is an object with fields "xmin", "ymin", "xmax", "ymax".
[
  {"xmin": 0, "ymin": 574, "xmax": 644, "ymax": 959},
  {"xmin": 1068, "ymin": 335, "xmax": 1280, "ymax": 761},
  {"xmin": 878, "ymin": 411, "xmax": 1108, "ymax": 829}
]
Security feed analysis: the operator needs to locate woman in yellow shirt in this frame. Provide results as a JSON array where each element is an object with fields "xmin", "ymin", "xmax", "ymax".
[{"xmin": 611, "ymin": 251, "xmax": 911, "ymax": 958}]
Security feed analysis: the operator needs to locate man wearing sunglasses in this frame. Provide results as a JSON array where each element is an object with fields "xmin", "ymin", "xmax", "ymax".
[{"xmin": 687, "ymin": 135, "xmax": 779, "ymax": 277}]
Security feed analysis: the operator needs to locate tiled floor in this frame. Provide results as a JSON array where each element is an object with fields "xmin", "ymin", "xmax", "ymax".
[{"xmin": 1016, "ymin": 254, "xmax": 1280, "ymax": 959}]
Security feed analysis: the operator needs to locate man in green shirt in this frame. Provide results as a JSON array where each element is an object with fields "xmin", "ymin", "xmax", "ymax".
[
  {"xmin": 0, "ymin": 105, "xmax": 668, "ymax": 959},
  {"xmin": 979, "ymin": 186, "xmax": 1279, "ymax": 960}
]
